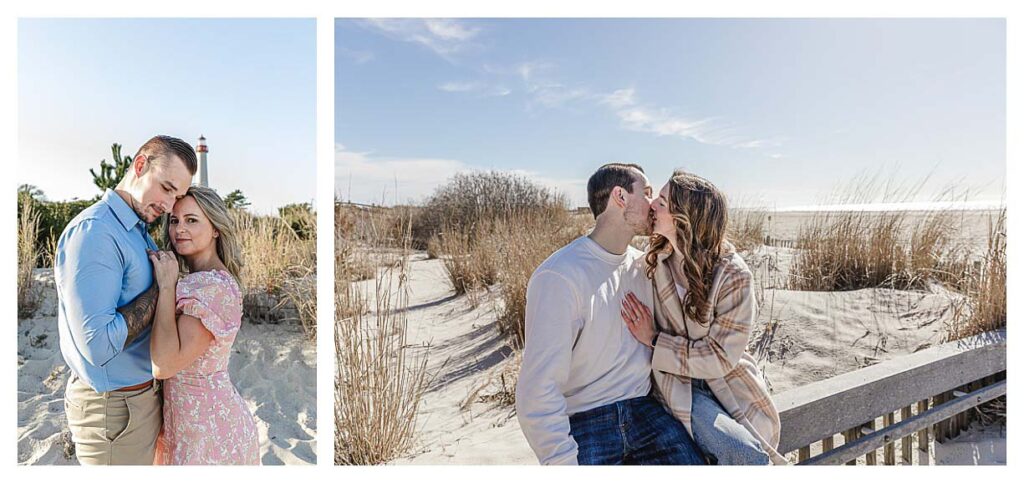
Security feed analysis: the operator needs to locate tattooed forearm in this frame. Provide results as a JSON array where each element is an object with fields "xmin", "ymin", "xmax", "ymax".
[{"xmin": 118, "ymin": 282, "xmax": 160, "ymax": 348}]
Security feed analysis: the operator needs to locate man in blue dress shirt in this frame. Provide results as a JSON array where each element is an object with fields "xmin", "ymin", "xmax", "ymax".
[{"xmin": 56, "ymin": 135, "xmax": 196, "ymax": 465}]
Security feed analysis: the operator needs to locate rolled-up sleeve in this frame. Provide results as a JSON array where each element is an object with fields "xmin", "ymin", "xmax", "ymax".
[
  {"xmin": 56, "ymin": 220, "xmax": 128, "ymax": 367},
  {"xmin": 516, "ymin": 270, "xmax": 581, "ymax": 465}
]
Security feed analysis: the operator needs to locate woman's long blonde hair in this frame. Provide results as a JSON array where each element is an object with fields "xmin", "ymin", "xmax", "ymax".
[
  {"xmin": 645, "ymin": 169, "xmax": 730, "ymax": 325},
  {"xmin": 163, "ymin": 186, "xmax": 244, "ymax": 287}
]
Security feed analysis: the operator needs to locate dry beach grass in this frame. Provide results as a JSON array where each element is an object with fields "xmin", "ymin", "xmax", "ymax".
[
  {"xmin": 18, "ymin": 194, "xmax": 41, "ymax": 319},
  {"xmin": 334, "ymin": 201, "xmax": 430, "ymax": 465}
]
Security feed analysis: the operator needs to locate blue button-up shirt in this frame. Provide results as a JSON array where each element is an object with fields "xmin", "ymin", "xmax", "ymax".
[{"xmin": 55, "ymin": 190, "xmax": 158, "ymax": 392}]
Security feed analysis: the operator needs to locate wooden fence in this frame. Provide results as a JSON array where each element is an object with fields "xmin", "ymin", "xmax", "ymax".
[
  {"xmin": 774, "ymin": 330, "xmax": 1006, "ymax": 465},
  {"xmin": 763, "ymin": 236, "xmax": 798, "ymax": 249}
]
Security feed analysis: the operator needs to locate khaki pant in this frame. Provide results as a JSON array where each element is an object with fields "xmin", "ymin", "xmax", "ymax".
[{"xmin": 64, "ymin": 374, "xmax": 162, "ymax": 465}]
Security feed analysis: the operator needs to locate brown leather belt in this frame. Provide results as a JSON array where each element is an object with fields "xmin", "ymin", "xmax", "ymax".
[{"xmin": 113, "ymin": 379, "xmax": 154, "ymax": 392}]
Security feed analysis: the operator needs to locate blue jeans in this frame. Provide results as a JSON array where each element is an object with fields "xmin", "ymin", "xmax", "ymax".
[
  {"xmin": 691, "ymin": 379, "xmax": 770, "ymax": 465},
  {"xmin": 568, "ymin": 395, "xmax": 706, "ymax": 465}
]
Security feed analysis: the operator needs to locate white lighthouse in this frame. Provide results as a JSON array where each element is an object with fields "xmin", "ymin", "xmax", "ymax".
[{"xmin": 196, "ymin": 135, "xmax": 209, "ymax": 187}]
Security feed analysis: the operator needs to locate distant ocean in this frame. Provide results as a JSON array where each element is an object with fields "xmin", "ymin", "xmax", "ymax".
[{"xmin": 772, "ymin": 200, "xmax": 1005, "ymax": 213}]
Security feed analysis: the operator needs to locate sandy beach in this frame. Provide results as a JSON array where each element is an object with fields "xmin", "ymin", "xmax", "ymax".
[
  {"xmin": 17, "ymin": 268, "xmax": 317, "ymax": 465},
  {"xmin": 364, "ymin": 238, "xmax": 1003, "ymax": 465}
]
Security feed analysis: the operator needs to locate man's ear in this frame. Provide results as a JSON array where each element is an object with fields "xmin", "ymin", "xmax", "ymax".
[
  {"xmin": 133, "ymin": 154, "xmax": 149, "ymax": 177},
  {"xmin": 611, "ymin": 186, "xmax": 627, "ymax": 209}
]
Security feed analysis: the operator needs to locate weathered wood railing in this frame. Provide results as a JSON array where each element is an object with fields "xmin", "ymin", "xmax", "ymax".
[{"xmin": 774, "ymin": 330, "xmax": 1006, "ymax": 465}]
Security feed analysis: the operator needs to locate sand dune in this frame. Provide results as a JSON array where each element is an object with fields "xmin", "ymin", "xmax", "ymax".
[
  {"xmin": 17, "ymin": 269, "xmax": 317, "ymax": 465},
  {"xmin": 370, "ymin": 254, "xmax": 531, "ymax": 464}
]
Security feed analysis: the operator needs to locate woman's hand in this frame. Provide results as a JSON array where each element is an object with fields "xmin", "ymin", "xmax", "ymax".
[
  {"xmin": 621, "ymin": 292, "xmax": 657, "ymax": 348},
  {"xmin": 148, "ymin": 250, "xmax": 179, "ymax": 291}
]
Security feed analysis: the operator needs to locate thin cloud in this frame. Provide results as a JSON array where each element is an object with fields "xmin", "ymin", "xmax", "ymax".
[
  {"xmin": 437, "ymin": 81, "xmax": 511, "ymax": 97},
  {"xmin": 438, "ymin": 81, "xmax": 483, "ymax": 92},
  {"xmin": 423, "ymin": 19, "xmax": 479, "ymax": 41},
  {"xmin": 516, "ymin": 61, "xmax": 592, "ymax": 109},
  {"xmin": 362, "ymin": 18, "xmax": 481, "ymax": 61},
  {"xmin": 599, "ymin": 88, "xmax": 775, "ymax": 149},
  {"xmin": 337, "ymin": 46, "xmax": 375, "ymax": 64}
]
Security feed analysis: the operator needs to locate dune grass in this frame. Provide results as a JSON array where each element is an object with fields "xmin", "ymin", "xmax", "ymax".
[
  {"xmin": 788, "ymin": 176, "xmax": 978, "ymax": 292},
  {"xmin": 18, "ymin": 195, "xmax": 41, "ymax": 319},
  {"xmin": 229, "ymin": 209, "xmax": 317, "ymax": 341},
  {"xmin": 728, "ymin": 206, "xmax": 769, "ymax": 253},
  {"xmin": 334, "ymin": 205, "xmax": 429, "ymax": 465},
  {"xmin": 946, "ymin": 209, "xmax": 1006, "ymax": 341}
]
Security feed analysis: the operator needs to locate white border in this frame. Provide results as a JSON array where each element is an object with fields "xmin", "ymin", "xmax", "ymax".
[
  {"xmin": 1, "ymin": 1, "xmax": 1017, "ymax": 481},
  {"xmin": 315, "ymin": 14, "xmax": 335, "ymax": 469}
]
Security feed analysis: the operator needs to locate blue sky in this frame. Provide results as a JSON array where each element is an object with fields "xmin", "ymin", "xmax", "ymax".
[
  {"xmin": 19, "ymin": 18, "xmax": 316, "ymax": 214},
  {"xmin": 336, "ymin": 18, "xmax": 1005, "ymax": 209}
]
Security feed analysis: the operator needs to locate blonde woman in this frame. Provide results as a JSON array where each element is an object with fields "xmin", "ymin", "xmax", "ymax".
[
  {"xmin": 620, "ymin": 170, "xmax": 786, "ymax": 465},
  {"xmin": 148, "ymin": 186, "xmax": 259, "ymax": 465}
]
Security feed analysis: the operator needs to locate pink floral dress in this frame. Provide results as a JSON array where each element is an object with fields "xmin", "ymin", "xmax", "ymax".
[{"xmin": 155, "ymin": 270, "xmax": 260, "ymax": 465}]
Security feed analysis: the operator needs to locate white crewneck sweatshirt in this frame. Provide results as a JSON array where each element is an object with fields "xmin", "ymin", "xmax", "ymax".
[{"xmin": 516, "ymin": 235, "xmax": 655, "ymax": 465}]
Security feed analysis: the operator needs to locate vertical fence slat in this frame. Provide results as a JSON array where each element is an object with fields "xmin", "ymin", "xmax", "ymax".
[
  {"xmin": 968, "ymin": 379, "xmax": 983, "ymax": 428},
  {"xmin": 953, "ymin": 384, "xmax": 970, "ymax": 438},
  {"xmin": 844, "ymin": 428, "xmax": 858, "ymax": 465},
  {"xmin": 863, "ymin": 421, "xmax": 877, "ymax": 465},
  {"xmin": 934, "ymin": 391, "xmax": 950, "ymax": 443},
  {"xmin": 883, "ymin": 412, "xmax": 896, "ymax": 465},
  {"xmin": 952, "ymin": 386, "xmax": 963, "ymax": 438},
  {"xmin": 917, "ymin": 399, "xmax": 931, "ymax": 465},
  {"xmin": 901, "ymin": 406, "xmax": 913, "ymax": 464},
  {"xmin": 798, "ymin": 446, "xmax": 811, "ymax": 463}
]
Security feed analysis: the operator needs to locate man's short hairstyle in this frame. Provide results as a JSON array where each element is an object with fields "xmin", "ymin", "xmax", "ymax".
[
  {"xmin": 587, "ymin": 163, "xmax": 645, "ymax": 218},
  {"xmin": 134, "ymin": 135, "xmax": 198, "ymax": 176}
]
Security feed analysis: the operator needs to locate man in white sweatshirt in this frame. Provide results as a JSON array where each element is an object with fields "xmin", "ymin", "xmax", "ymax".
[{"xmin": 516, "ymin": 163, "xmax": 705, "ymax": 465}]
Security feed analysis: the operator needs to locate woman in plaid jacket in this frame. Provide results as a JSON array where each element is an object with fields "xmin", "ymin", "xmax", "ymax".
[{"xmin": 620, "ymin": 169, "xmax": 786, "ymax": 465}]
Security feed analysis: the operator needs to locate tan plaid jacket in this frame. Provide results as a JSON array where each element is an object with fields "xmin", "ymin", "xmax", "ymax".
[{"xmin": 649, "ymin": 243, "xmax": 787, "ymax": 464}]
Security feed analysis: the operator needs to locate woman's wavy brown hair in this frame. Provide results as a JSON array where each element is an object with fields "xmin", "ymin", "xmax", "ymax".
[{"xmin": 645, "ymin": 169, "xmax": 730, "ymax": 325}]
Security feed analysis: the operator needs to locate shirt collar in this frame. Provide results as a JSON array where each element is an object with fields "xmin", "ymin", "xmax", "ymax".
[{"xmin": 102, "ymin": 189, "xmax": 145, "ymax": 232}]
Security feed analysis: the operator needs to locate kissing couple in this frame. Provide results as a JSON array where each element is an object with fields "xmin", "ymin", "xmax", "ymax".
[
  {"xmin": 517, "ymin": 163, "xmax": 787, "ymax": 465},
  {"xmin": 56, "ymin": 135, "xmax": 259, "ymax": 465}
]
